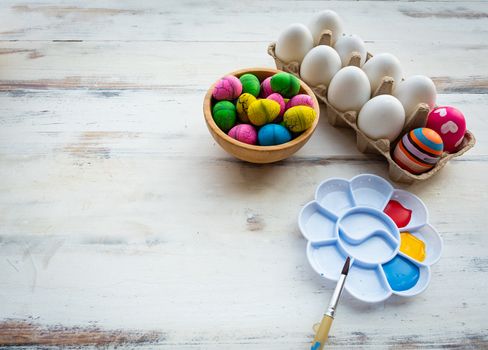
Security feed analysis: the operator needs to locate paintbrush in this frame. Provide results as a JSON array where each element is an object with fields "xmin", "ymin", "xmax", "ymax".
[{"xmin": 311, "ymin": 257, "xmax": 351, "ymax": 350}]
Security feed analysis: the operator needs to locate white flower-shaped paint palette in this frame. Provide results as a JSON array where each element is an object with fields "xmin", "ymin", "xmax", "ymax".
[{"xmin": 299, "ymin": 174, "xmax": 442, "ymax": 303}]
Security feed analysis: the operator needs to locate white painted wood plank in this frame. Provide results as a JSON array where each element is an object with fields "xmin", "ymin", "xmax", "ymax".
[
  {"xmin": 0, "ymin": 40, "xmax": 486, "ymax": 93},
  {"xmin": 0, "ymin": 0, "xmax": 487, "ymax": 44},
  {"xmin": 0, "ymin": 90, "xmax": 485, "ymax": 160}
]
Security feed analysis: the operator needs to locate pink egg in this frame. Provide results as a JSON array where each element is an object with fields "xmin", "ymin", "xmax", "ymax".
[
  {"xmin": 426, "ymin": 106, "xmax": 466, "ymax": 153},
  {"xmin": 212, "ymin": 75, "xmax": 242, "ymax": 101},
  {"xmin": 267, "ymin": 93, "xmax": 286, "ymax": 118},
  {"xmin": 260, "ymin": 77, "xmax": 273, "ymax": 98},
  {"xmin": 228, "ymin": 124, "xmax": 257, "ymax": 145},
  {"xmin": 286, "ymin": 94, "xmax": 314, "ymax": 110}
]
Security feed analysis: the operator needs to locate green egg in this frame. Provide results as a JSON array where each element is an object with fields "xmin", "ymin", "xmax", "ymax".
[
  {"xmin": 212, "ymin": 101, "xmax": 236, "ymax": 132},
  {"xmin": 270, "ymin": 72, "xmax": 300, "ymax": 98},
  {"xmin": 239, "ymin": 74, "xmax": 261, "ymax": 97}
]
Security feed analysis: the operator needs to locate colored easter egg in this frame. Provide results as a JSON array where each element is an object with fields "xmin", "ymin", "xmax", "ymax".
[
  {"xmin": 258, "ymin": 124, "xmax": 292, "ymax": 146},
  {"xmin": 212, "ymin": 101, "xmax": 236, "ymax": 132},
  {"xmin": 382, "ymin": 255, "xmax": 420, "ymax": 291},
  {"xmin": 267, "ymin": 93, "xmax": 286, "ymax": 117},
  {"xmin": 236, "ymin": 93, "xmax": 257, "ymax": 123},
  {"xmin": 283, "ymin": 105, "xmax": 316, "ymax": 132},
  {"xmin": 426, "ymin": 106, "xmax": 466, "ymax": 153},
  {"xmin": 260, "ymin": 77, "xmax": 273, "ymax": 98},
  {"xmin": 270, "ymin": 72, "xmax": 300, "ymax": 98},
  {"xmin": 393, "ymin": 128, "xmax": 443, "ymax": 174},
  {"xmin": 239, "ymin": 73, "xmax": 260, "ymax": 97},
  {"xmin": 212, "ymin": 75, "xmax": 242, "ymax": 101},
  {"xmin": 286, "ymin": 94, "xmax": 314, "ymax": 110},
  {"xmin": 247, "ymin": 99, "xmax": 281, "ymax": 126},
  {"xmin": 228, "ymin": 124, "xmax": 258, "ymax": 145}
]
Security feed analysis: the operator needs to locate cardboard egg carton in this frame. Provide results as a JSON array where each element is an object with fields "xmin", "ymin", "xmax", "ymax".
[{"xmin": 267, "ymin": 31, "xmax": 476, "ymax": 183}]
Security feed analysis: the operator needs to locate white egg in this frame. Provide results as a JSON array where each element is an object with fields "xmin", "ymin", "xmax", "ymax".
[
  {"xmin": 300, "ymin": 46, "xmax": 342, "ymax": 87},
  {"xmin": 394, "ymin": 75, "xmax": 437, "ymax": 117},
  {"xmin": 327, "ymin": 66, "xmax": 371, "ymax": 112},
  {"xmin": 308, "ymin": 10, "xmax": 343, "ymax": 46},
  {"xmin": 357, "ymin": 95, "xmax": 405, "ymax": 141},
  {"xmin": 333, "ymin": 34, "xmax": 367, "ymax": 67},
  {"xmin": 275, "ymin": 23, "xmax": 314, "ymax": 63},
  {"xmin": 362, "ymin": 53, "xmax": 403, "ymax": 93}
]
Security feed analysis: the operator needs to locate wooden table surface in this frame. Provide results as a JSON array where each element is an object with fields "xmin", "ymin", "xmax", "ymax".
[{"xmin": 1, "ymin": 1, "xmax": 487, "ymax": 349}]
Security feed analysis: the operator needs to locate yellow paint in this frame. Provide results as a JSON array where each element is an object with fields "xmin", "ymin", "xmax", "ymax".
[{"xmin": 400, "ymin": 232, "xmax": 426, "ymax": 262}]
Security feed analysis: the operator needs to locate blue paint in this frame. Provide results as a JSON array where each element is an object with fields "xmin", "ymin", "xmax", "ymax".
[
  {"xmin": 258, "ymin": 124, "xmax": 291, "ymax": 146},
  {"xmin": 382, "ymin": 255, "xmax": 420, "ymax": 291},
  {"xmin": 311, "ymin": 341, "xmax": 321, "ymax": 350}
]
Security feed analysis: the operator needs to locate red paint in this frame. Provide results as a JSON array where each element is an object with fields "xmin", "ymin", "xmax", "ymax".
[{"xmin": 384, "ymin": 200, "xmax": 412, "ymax": 228}]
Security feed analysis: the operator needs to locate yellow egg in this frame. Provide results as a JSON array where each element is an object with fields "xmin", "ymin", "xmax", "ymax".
[
  {"xmin": 236, "ymin": 93, "xmax": 257, "ymax": 123},
  {"xmin": 284, "ymin": 106, "xmax": 316, "ymax": 132},
  {"xmin": 247, "ymin": 99, "xmax": 280, "ymax": 126}
]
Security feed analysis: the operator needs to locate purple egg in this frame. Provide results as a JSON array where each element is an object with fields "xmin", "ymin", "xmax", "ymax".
[
  {"xmin": 212, "ymin": 75, "xmax": 243, "ymax": 101},
  {"xmin": 228, "ymin": 124, "xmax": 258, "ymax": 145},
  {"xmin": 267, "ymin": 93, "xmax": 286, "ymax": 118},
  {"xmin": 286, "ymin": 94, "xmax": 314, "ymax": 110},
  {"xmin": 260, "ymin": 77, "xmax": 273, "ymax": 98}
]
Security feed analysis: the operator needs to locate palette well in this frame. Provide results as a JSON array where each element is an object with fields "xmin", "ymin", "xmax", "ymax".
[{"xmin": 299, "ymin": 174, "xmax": 442, "ymax": 303}]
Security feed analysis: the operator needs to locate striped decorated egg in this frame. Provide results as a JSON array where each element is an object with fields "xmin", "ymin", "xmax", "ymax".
[{"xmin": 393, "ymin": 128, "xmax": 443, "ymax": 174}]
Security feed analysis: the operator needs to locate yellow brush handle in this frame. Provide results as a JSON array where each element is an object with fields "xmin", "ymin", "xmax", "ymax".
[{"xmin": 311, "ymin": 315, "xmax": 333, "ymax": 350}]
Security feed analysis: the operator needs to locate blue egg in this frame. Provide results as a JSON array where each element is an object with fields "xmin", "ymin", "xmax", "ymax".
[
  {"xmin": 258, "ymin": 124, "xmax": 292, "ymax": 146},
  {"xmin": 382, "ymin": 255, "xmax": 420, "ymax": 291}
]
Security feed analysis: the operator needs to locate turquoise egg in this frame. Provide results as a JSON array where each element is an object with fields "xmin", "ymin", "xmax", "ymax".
[{"xmin": 258, "ymin": 124, "xmax": 292, "ymax": 146}]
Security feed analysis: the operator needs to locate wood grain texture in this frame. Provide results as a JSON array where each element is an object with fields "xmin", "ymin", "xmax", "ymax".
[
  {"xmin": 0, "ymin": 320, "xmax": 161, "ymax": 346},
  {"xmin": 0, "ymin": 0, "xmax": 487, "ymax": 348}
]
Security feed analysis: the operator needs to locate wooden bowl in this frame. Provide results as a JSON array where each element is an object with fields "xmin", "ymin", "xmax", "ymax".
[{"xmin": 203, "ymin": 67, "xmax": 320, "ymax": 163}]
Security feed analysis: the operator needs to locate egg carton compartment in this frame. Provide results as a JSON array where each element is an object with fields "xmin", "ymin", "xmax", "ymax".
[
  {"xmin": 298, "ymin": 174, "xmax": 442, "ymax": 303},
  {"xmin": 268, "ymin": 34, "xmax": 476, "ymax": 184}
]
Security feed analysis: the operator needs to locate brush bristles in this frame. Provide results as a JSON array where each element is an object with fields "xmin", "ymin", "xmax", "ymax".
[{"xmin": 341, "ymin": 257, "xmax": 351, "ymax": 275}]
